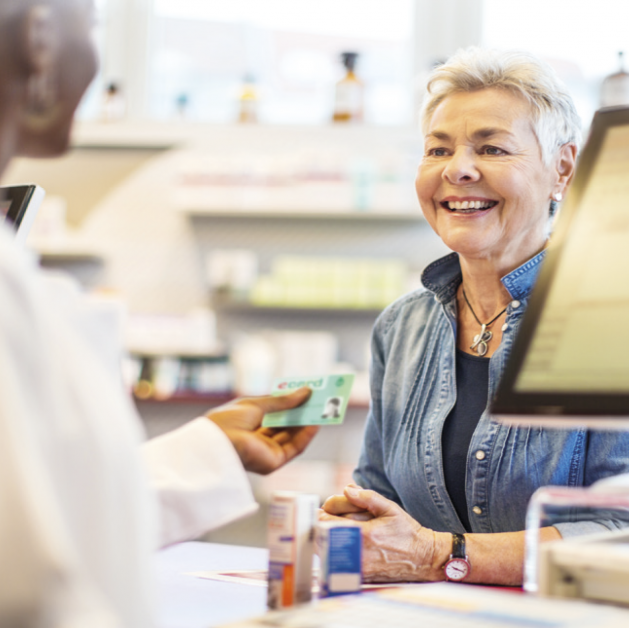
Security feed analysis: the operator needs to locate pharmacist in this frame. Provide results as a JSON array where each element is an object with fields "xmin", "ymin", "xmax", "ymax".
[
  {"xmin": 0, "ymin": 1, "xmax": 316, "ymax": 626},
  {"xmin": 322, "ymin": 48, "xmax": 629, "ymax": 585}
]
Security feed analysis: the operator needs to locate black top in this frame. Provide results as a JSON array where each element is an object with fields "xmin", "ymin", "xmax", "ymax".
[{"xmin": 441, "ymin": 349, "xmax": 490, "ymax": 532}]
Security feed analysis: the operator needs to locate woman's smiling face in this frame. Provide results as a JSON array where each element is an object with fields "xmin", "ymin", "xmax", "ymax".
[{"xmin": 416, "ymin": 88, "xmax": 561, "ymax": 269}]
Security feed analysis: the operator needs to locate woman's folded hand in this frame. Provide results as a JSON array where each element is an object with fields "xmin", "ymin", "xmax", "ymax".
[
  {"xmin": 321, "ymin": 483, "xmax": 374, "ymax": 521},
  {"xmin": 319, "ymin": 484, "xmax": 450, "ymax": 583}
]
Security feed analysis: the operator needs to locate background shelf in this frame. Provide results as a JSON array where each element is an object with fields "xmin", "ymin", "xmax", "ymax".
[
  {"xmin": 181, "ymin": 207, "xmax": 423, "ymax": 221},
  {"xmin": 133, "ymin": 391, "xmax": 370, "ymax": 409},
  {"xmin": 210, "ymin": 295, "xmax": 385, "ymax": 315}
]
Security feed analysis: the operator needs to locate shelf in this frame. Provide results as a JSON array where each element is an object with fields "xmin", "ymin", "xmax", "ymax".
[
  {"xmin": 70, "ymin": 121, "xmax": 184, "ymax": 150},
  {"xmin": 28, "ymin": 235, "xmax": 104, "ymax": 263},
  {"xmin": 133, "ymin": 392, "xmax": 234, "ymax": 405},
  {"xmin": 70, "ymin": 121, "xmax": 420, "ymax": 151},
  {"xmin": 127, "ymin": 349, "xmax": 228, "ymax": 360},
  {"xmin": 133, "ymin": 391, "xmax": 370, "ymax": 409},
  {"xmin": 37, "ymin": 250, "xmax": 104, "ymax": 263},
  {"xmin": 182, "ymin": 207, "xmax": 422, "ymax": 221},
  {"xmin": 211, "ymin": 296, "xmax": 385, "ymax": 315}
]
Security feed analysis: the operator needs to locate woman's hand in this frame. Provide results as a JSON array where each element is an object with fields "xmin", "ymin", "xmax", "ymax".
[
  {"xmin": 206, "ymin": 388, "xmax": 318, "ymax": 475},
  {"xmin": 319, "ymin": 485, "xmax": 450, "ymax": 582},
  {"xmin": 322, "ymin": 483, "xmax": 374, "ymax": 521}
]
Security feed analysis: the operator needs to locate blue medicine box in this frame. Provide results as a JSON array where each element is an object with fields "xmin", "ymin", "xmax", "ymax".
[{"xmin": 318, "ymin": 524, "xmax": 362, "ymax": 598}]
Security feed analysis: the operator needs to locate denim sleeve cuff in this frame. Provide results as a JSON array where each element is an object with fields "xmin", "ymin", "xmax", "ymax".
[{"xmin": 554, "ymin": 520, "xmax": 619, "ymax": 539}]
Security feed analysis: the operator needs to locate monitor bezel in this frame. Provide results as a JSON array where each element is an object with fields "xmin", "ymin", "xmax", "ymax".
[
  {"xmin": 2, "ymin": 185, "xmax": 37, "ymax": 226},
  {"xmin": 491, "ymin": 106, "xmax": 629, "ymax": 423}
]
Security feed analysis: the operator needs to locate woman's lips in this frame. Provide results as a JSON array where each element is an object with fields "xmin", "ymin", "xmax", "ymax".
[{"xmin": 439, "ymin": 199, "xmax": 499, "ymax": 212}]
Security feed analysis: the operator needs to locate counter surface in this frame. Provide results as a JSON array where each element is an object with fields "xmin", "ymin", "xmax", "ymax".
[{"xmin": 154, "ymin": 541, "xmax": 269, "ymax": 628}]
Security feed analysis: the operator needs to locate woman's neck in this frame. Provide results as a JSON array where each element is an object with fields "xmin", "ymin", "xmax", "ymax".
[
  {"xmin": 457, "ymin": 243, "xmax": 546, "ymax": 320},
  {"xmin": 458, "ymin": 256, "xmax": 514, "ymax": 322}
]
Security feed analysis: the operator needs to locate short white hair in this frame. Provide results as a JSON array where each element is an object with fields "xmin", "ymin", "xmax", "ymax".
[{"xmin": 420, "ymin": 47, "xmax": 582, "ymax": 164}]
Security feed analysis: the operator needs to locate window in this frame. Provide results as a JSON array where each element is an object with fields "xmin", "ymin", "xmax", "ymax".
[
  {"xmin": 483, "ymin": 0, "xmax": 629, "ymax": 129},
  {"xmin": 76, "ymin": 0, "xmax": 109, "ymax": 120},
  {"xmin": 148, "ymin": 0, "xmax": 415, "ymax": 124}
]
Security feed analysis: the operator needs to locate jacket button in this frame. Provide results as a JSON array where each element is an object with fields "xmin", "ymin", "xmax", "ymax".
[
  {"xmin": 511, "ymin": 300, "xmax": 521, "ymax": 309},
  {"xmin": 472, "ymin": 506, "xmax": 482, "ymax": 515},
  {"xmin": 501, "ymin": 323, "xmax": 509, "ymax": 332},
  {"xmin": 475, "ymin": 450, "xmax": 486, "ymax": 461}
]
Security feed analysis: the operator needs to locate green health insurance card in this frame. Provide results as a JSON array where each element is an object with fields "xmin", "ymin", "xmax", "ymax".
[{"xmin": 262, "ymin": 374, "xmax": 355, "ymax": 428}]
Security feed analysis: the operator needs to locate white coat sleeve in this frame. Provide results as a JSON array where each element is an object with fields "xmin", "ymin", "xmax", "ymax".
[
  {"xmin": 0, "ymin": 229, "xmax": 156, "ymax": 628},
  {"xmin": 142, "ymin": 418, "xmax": 259, "ymax": 548}
]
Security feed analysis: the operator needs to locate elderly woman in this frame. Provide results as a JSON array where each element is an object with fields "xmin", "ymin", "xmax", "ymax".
[{"xmin": 321, "ymin": 47, "xmax": 629, "ymax": 585}]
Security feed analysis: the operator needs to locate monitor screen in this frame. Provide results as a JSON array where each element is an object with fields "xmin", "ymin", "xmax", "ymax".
[
  {"xmin": 0, "ymin": 184, "xmax": 45, "ymax": 245},
  {"xmin": 0, "ymin": 197, "xmax": 11, "ymax": 219},
  {"xmin": 492, "ymin": 107, "xmax": 629, "ymax": 427}
]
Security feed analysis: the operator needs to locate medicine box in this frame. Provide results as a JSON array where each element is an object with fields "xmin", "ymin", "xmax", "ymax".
[
  {"xmin": 267, "ymin": 491, "xmax": 318, "ymax": 609},
  {"xmin": 317, "ymin": 521, "xmax": 362, "ymax": 597}
]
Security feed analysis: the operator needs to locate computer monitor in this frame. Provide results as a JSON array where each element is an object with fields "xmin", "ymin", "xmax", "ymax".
[
  {"xmin": 492, "ymin": 107, "xmax": 629, "ymax": 428},
  {"xmin": 0, "ymin": 184, "xmax": 45, "ymax": 245}
]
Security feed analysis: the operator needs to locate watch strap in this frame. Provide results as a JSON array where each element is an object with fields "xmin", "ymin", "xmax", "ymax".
[{"xmin": 451, "ymin": 533, "xmax": 466, "ymax": 559}]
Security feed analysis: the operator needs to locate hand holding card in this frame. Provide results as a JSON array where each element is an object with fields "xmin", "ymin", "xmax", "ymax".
[{"xmin": 262, "ymin": 374, "xmax": 355, "ymax": 428}]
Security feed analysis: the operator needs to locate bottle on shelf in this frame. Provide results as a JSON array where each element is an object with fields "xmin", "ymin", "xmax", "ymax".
[
  {"xmin": 102, "ymin": 81, "xmax": 126, "ymax": 121},
  {"xmin": 332, "ymin": 52, "xmax": 363, "ymax": 123},
  {"xmin": 238, "ymin": 74, "xmax": 259, "ymax": 123},
  {"xmin": 175, "ymin": 93, "xmax": 190, "ymax": 119},
  {"xmin": 600, "ymin": 51, "xmax": 629, "ymax": 108}
]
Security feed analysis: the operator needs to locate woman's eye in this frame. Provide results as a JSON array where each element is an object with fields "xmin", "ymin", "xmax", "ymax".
[{"xmin": 482, "ymin": 145, "xmax": 506, "ymax": 156}]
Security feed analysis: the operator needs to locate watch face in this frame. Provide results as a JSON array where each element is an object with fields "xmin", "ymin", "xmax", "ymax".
[{"xmin": 444, "ymin": 557, "xmax": 470, "ymax": 581}]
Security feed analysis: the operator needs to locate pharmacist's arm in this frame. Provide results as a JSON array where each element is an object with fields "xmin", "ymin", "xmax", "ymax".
[
  {"xmin": 320, "ymin": 486, "xmax": 561, "ymax": 586},
  {"xmin": 143, "ymin": 388, "xmax": 317, "ymax": 547}
]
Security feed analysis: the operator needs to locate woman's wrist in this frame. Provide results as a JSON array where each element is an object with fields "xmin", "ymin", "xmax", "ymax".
[
  {"xmin": 428, "ymin": 530, "xmax": 452, "ymax": 581},
  {"xmin": 432, "ymin": 532, "xmax": 452, "ymax": 580}
]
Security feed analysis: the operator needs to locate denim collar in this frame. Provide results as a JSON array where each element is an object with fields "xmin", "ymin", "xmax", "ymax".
[{"xmin": 421, "ymin": 250, "xmax": 547, "ymax": 303}]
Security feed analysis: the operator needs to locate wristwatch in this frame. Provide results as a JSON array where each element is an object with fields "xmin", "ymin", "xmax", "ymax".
[{"xmin": 444, "ymin": 533, "xmax": 471, "ymax": 582}]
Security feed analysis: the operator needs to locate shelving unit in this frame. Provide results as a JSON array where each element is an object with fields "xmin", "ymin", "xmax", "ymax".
[
  {"xmin": 180, "ymin": 207, "xmax": 423, "ymax": 222},
  {"xmin": 210, "ymin": 295, "xmax": 385, "ymax": 315},
  {"xmin": 134, "ymin": 391, "xmax": 370, "ymax": 408},
  {"xmin": 134, "ymin": 392, "xmax": 233, "ymax": 405},
  {"xmin": 29, "ymin": 233, "xmax": 104, "ymax": 261},
  {"xmin": 70, "ymin": 121, "xmax": 187, "ymax": 150},
  {"xmin": 31, "ymin": 239, "xmax": 105, "ymax": 289},
  {"xmin": 37, "ymin": 249, "xmax": 104, "ymax": 263}
]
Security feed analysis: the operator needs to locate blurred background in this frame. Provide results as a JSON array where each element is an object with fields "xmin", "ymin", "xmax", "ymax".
[{"xmin": 5, "ymin": 0, "xmax": 628, "ymax": 545}]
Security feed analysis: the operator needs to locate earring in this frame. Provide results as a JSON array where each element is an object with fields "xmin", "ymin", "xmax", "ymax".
[{"xmin": 553, "ymin": 192, "xmax": 563, "ymax": 202}]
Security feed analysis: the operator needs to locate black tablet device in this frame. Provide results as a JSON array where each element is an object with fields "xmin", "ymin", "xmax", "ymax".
[
  {"xmin": 492, "ymin": 106, "xmax": 629, "ymax": 428},
  {"xmin": 0, "ymin": 184, "xmax": 45, "ymax": 245}
]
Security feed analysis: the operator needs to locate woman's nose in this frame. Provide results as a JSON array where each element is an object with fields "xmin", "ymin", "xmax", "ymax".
[{"xmin": 442, "ymin": 148, "xmax": 480, "ymax": 184}]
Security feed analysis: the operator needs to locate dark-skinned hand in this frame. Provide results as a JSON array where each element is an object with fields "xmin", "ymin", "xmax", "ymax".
[{"xmin": 206, "ymin": 387, "xmax": 318, "ymax": 475}]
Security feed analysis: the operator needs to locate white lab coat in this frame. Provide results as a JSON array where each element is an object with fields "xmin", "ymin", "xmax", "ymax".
[{"xmin": 0, "ymin": 227, "xmax": 257, "ymax": 627}]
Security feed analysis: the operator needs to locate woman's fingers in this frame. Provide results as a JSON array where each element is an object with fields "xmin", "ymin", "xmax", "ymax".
[
  {"xmin": 321, "ymin": 493, "xmax": 365, "ymax": 515},
  {"xmin": 342, "ymin": 511, "xmax": 375, "ymax": 521},
  {"xmin": 318, "ymin": 509, "xmax": 341, "ymax": 522},
  {"xmin": 323, "ymin": 485, "xmax": 399, "ymax": 518},
  {"xmin": 344, "ymin": 485, "xmax": 400, "ymax": 518}
]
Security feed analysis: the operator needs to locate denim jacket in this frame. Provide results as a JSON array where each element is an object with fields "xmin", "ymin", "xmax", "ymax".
[{"xmin": 355, "ymin": 251, "xmax": 629, "ymax": 537}]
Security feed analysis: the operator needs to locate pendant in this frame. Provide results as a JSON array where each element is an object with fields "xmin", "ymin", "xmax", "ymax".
[{"xmin": 470, "ymin": 324, "xmax": 492, "ymax": 357}]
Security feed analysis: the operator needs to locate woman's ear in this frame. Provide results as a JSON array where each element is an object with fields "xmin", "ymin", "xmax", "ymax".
[
  {"xmin": 552, "ymin": 142, "xmax": 578, "ymax": 199},
  {"xmin": 23, "ymin": 5, "xmax": 58, "ymax": 116}
]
